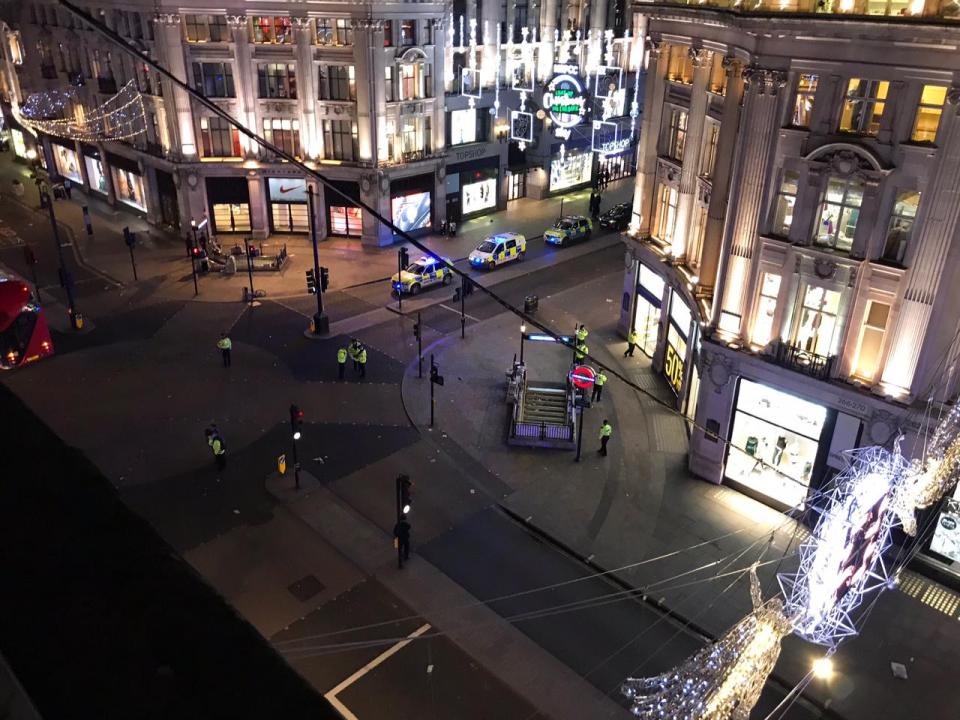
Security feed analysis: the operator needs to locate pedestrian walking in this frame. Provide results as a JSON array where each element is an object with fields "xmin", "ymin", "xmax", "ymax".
[
  {"xmin": 349, "ymin": 338, "xmax": 362, "ymax": 373},
  {"xmin": 217, "ymin": 332, "xmax": 232, "ymax": 367},
  {"xmin": 207, "ymin": 426, "xmax": 226, "ymax": 470},
  {"xmin": 394, "ymin": 517, "xmax": 411, "ymax": 563},
  {"xmin": 598, "ymin": 420, "xmax": 613, "ymax": 456},
  {"xmin": 358, "ymin": 345, "xmax": 368, "ymax": 379},
  {"xmin": 63, "ymin": 179, "xmax": 72, "ymax": 199},
  {"xmin": 337, "ymin": 346, "xmax": 348, "ymax": 380},
  {"xmin": 592, "ymin": 370, "xmax": 608, "ymax": 402},
  {"xmin": 624, "ymin": 329, "xmax": 639, "ymax": 358}
]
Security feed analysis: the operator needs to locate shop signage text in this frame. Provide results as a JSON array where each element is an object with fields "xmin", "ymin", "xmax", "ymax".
[
  {"xmin": 448, "ymin": 144, "xmax": 499, "ymax": 163},
  {"xmin": 664, "ymin": 343, "xmax": 684, "ymax": 395},
  {"xmin": 544, "ymin": 68, "xmax": 586, "ymax": 135}
]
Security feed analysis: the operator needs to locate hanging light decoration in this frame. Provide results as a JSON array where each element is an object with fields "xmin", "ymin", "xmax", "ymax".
[
  {"xmin": 18, "ymin": 80, "xmax": 146, "ymax": 142},
  {"xmin": 622, "ymin": 567, "xmax": 792, "ymax": 720}
]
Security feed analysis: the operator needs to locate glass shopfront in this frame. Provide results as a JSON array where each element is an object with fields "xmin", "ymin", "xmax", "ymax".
[
  {"xmin": 107, "ymin": 153, "xmax": 146, "ymax": 211},
  {"xmin": 267, "ymin": 177, "xmax": 309, "ymax": 233},
  {"xmin": 928, "ymin": 485, "xmax": 960, "ymax": 568},
  {"xmin": 207, "ymin": 177, "xmax": 252, "ymax": 233},
  {"xmin": 83, "ymin": 148, "xmax": 107, "ymax": 194},
  {"xmin": 461, "ymin": 172, "xmax": 497, "ymax": 215},
  {"xmin": 663, "ymin": 293, "xmax": 693, "ymax": 396},
  {"xmin": 726, "ymin": 379, "xmax": 827, "ymax": 510},
  {"xmin": 390, "ymin": 173, "xmax": 433, "ymax": 234},
  {"xmin": 550, "ymin": 150, "xmax": 592, "ymax": 192},
  {"xmin": 11, "ymin": 129, "xmax": 26, "ymax": 159},
  {"xmin": 633, "ymin": 263, "xmax": 664, "ymax": 357},
  {"xmin": 325, "ymin": 179, "xmax": 363, "ymax": 238},
  {"xmin": 52, "ymin": 142, "xmax": 82, "ymax": 183}
]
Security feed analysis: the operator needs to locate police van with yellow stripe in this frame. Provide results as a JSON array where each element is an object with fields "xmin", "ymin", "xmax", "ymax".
[
  {"xmin": 468, "ymin": 232, "xmax": 527, "ymax": 270},
  {"xmin": 392, "ymin": 256, "xmax": 454, "ymax": 295}
]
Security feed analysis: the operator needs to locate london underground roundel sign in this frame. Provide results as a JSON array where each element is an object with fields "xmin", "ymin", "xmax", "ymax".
[{"xmin": 571, "ymin": 365, "xmax": 596, "ymax": 389}]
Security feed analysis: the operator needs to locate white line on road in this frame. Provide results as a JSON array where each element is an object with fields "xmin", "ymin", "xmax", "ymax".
[
  {"xmin": 438, "ymin": 303, "xmax": 480, "ymax": 322},
  {"xmin": 324, "ymin": 622, "xmax": 431, "ymax": 720}
]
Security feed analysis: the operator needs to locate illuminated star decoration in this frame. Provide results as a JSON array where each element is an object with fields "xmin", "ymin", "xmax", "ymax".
[
  {"xmin": 18, "ymin": 80, "xmax": 146, "ymax": 142},
  {"xmin": 622, "ymin": 567, "xmax": 792, "ymax": 720},
  {"xmin": 778, "ymin": 446, "xmax": 907, "ymax": 648},
  {"xmin": 895, "ymin": 404, "xmax": 960, "ymax": 535}
]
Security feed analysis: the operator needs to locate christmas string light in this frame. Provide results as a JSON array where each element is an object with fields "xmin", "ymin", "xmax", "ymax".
[{"xmin": 18, "ymin": 80, "xmax": 145, "ymax": 142}]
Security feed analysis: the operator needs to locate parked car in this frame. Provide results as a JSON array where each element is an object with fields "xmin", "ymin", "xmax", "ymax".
[
  {"xmin": 391, "ymin": 255, "xmax": 454, "ymax": 295},
  {"xmin": 468, "ymin": 232, "xmax": 527, "ymax": 270},
  {"xmin": 598, "ymin": 202, "xmax": 633, "ymax": 231},
  {"xmin": 543, "ymin": 216, "xmax": 593, "ymax": 246}
]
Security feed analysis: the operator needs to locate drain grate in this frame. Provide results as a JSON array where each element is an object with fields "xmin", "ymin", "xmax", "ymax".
[{"xmin": 287, "ymin": 574, "xmax": 325, "ymax": 603}]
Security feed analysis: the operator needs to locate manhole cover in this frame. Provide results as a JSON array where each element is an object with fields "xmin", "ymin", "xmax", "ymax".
[{"xmin": 287, "ymin": 574, "xmax": 325, "ymax": 602}]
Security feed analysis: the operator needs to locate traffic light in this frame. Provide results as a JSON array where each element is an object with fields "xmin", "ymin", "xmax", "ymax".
[
  {"xmin": 398, "ymin": 474, "xmax": 412, "ymax": 515},
  {"xmin": 191, "ymin": 245, "xmax": 202, "ymax": 258},
  {"xmin": 430, "ymin": 362, "xmax": 444, "ymax": 386},
  {"xmin": 122, "ymin": 226, "xmax": 135, "ymax": 248},
  {"xmin": 399, "ymin": 247, "xmax": 410, "ymax": 269},
  {"xmin": 320, "ymin": 266, "xmax": 329, "ymax": 291},
  {"xmin": 413, "ymin": 321, "xmax": 421, "ymax": 340},
  {"xmin": 306, "ymin": 269, "xmax": 317, "ymax": 294},
  {"xmin": 289, "ymin": 404, "xmax": 304, "ymax": 439}
]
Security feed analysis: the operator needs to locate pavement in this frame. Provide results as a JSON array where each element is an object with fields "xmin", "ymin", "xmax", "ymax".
[{"xmin": 2, "ymin": 144, "xmax": 958, "ymax": 720}]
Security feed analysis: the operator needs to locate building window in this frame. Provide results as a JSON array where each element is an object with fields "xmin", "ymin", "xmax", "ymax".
[
  {"xmin": 772, "ymin": 171, "xmax": 799, "ymax": 237},
  {"xmin": 424, "ymin": 21, "xmax": 434, "ymax": 45},
  {"xmin": 400, "ymin": 19, "xmax": 416, "ymax": 46},
  {"xmin": 665, "ymin": 45, "xmax": 693, "ymax": 85},
  {"xmin": 912, "ymin": 85, "xmax": 947, "ymax": 143},
  {"xmin": 654, "ymin": 184, "xmax": 679, "ymax": 244},
  {"xmin": 385, "ymin": 66, "xmax": 395, "ymax": 102},
  {"xmin": 192, "ymin": 62, "xmax": 235, "ymax": 97},
  {"xmin": 700, "ymin": 122, "xmax": 719, "ymax": 178},
  {"xmin": 852, "ymin": 301, "xmax": 891, "ymax": 382},
  {"xmin": 708, "ymin": 53, "xmax": 727, "ymax": 95},
  {"xmin": 258, "ymin": 63, "xmax": 297, "ymax": 99},
  {"xmin": 664, "ymin": 108, "xmax": 687, "ymax": 162},
  {"xmin": 400, "ymin": 64, "xmax": 417, "ymax": 99},
  {"xmin": 316, "ymin": 18, "xmax": 353, "ymax": 46},
  {"xmin": 451, "ymin": 108, "xmax": 477, "ymax": 145},
  {"xmin": 252, "ymin": 16, "xmax": 292, "ymax": 44},
  {"xmin": 329, "ymin": 206, "xmax": 363, "ymax": 236},
  {"xmin": 184, "ymin": 14, "xmax": 228, "ymax": 42},
  {"xmin": 792, "ymin": 74, "xmax": 818, "ymax": 128},
  {"xmin": 424, "ymin": 63, "xmax": 433, "ymax": 98},
  {"xmin": 752, "ymin": 273, "xmax": 781, "ymax": 347},
  {"xmin": 200, "ymin": 117, "xmax": 241, "ymax": 157},
  {"xmin": 319, "ymin": 65, "xmax": 356, "ymax": 101},
  {"xmin": 322, "ymin": 120, "xmax": 358, "ymax": 161},
  {"xmin": 513, "ymin": 1, "xmax": 529, "ymax": 41},
  {"xmin": 264, "ymin": 118, "xmax": 301, "ymax": 157},
  {"xmin": 867, "ymin": 0, "xmax": 911, "ymax": 14},
  {"xmin": 384, "ymin": 21, "xmax": 393, "ymax": 47},
  {"xmin": 882, "ymin": 190, "xmax": 920, "ymax": 265},
  {"xmin": 839, "ymin": 79, "xmax": 889, "ymax": 136},
  {"xmin": 814, "ymin": 176, "xmax": 862, "ymax": 251},
  {"xmin": 793, "ymin": 284, "xmax": 841, "ymax": 358}
]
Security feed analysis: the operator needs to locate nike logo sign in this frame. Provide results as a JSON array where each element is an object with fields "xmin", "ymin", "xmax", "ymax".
[{"xmin": 279, "ymin": 185, "xmax": 301, "ymax": 193}]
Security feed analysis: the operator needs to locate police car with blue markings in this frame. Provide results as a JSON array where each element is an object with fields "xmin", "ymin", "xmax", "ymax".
[
  {"xmin": 543, "ymin": 216, "xmax": 592, "ymax": 246},
  {"xmin": 392, "ymin": 255, "xmax": 454, "ymax": 295},
  {"xmin": 468, "ymin": 232, "xmax": 527, "ymax": 270}
]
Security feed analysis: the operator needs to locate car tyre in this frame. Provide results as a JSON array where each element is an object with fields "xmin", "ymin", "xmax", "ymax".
[
  {"xmin": 586, "ymin": 229, "xmax": 592, "ymax": 240},
  {"xmin": 442, "ymin": 273, "xmax": 452, "ymax": 285},
  {"xmin": 487, "ymin": 260, "xmax": 496, "ymax": 271},
  {"xmin": 518, "ymin": 250, "xmax": 526, "ymax": 260},
  {"xmin": 410, "ymin": 283, "xmax": 421, "ymax": 295}
]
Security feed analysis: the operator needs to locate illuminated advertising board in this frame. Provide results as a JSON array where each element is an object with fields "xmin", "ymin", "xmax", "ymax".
[
  {"xmin": 544, "ymin": 68, "xmax": 586, "ymax": 131},
  {"xmin": 392, "ymin": 191, "xmax": 431, "ymax": 232},
  {"xmin": 267, "ymin": 177, "xmax": 308, "ymax": 203},
  {"xmin": 462, "ymin": 178, "xmax": 496, "ymax": 215}
]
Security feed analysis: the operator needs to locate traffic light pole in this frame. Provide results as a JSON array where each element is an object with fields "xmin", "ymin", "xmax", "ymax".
[
  {"xmin": 430, "ymin": 354, "xmax": 435, "ymax": 428},
  {"xmin": 32, "ymin": 162, "xmax": 80, "ymax": 329},
  {"xmin": 460, "ymin": 277, "xmax": 466, "ymax": 339},
  {"xmin": 189, "ymin": 222, "xmax": 199, "ymax": 296},
  {"xmin": 417, "ymin": 311, "xmax": 422, "ymax": 379},
  {"xmin": 397, "ymin": 250, "xmax": 403, "ymax": 312},
  {"xmin": 307, "ymin": 186, "xmax": 329, "ymax": 334},
  {"xmin": 245, "ymin": 241, "xmax": 255, "ymax": 301},
  {"xmin": 575, "ymin": 404, "xmax": 584, "ymax": 462},
  {"xmin": 395, "ymin": 475, "xmax": 403, "ymax": 569}
]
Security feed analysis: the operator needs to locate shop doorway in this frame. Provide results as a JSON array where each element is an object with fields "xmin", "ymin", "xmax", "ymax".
[
  {"xmin": 634, "ymin": 263, "xmax": 665, "ymax": 357},
  {"xmin": 507, "ymin": 169, "xmax": 527, "ymax": 200}
]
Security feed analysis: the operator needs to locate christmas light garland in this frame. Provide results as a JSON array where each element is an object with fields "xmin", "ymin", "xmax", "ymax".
[{"xmin": 18, "ymin": 80, "xmax": 145, "ymax": 142}]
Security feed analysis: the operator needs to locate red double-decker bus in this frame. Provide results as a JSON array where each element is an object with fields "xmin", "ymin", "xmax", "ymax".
[{"xmin": 0, "ymin": 269, "xmax": 54, "ymax": 369}]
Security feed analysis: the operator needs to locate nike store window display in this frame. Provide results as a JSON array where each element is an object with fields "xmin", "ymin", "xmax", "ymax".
[{"xmin": 268, "ymin": 177, "xmax": 309, "ymax": 233}]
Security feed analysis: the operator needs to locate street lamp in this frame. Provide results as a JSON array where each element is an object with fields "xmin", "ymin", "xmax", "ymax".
[
  {"xmin": 812, "ymin": 657, "xmax": 834, "ymax": 680},
  {"xmin": 29, "ymin": 149, "xmax": 80, "ymax": 330},
  {"xmin": 520, "ymin": 323, "xmax": 526, "ymax": 364}
]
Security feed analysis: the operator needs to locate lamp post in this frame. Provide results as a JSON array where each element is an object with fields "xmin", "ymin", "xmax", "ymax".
[
  {"xmin": 28, "ymin": 149, "xmax": 80, "ymax": 330},
  {"xmin": 306, "ymin": 185, "xmax": 329, "ymax": 334},
  {"xmin": 520, "ymin": 323, "xmax": 526, "ymax": 364},
  {"xmin": 188, "ymin": 219, "xmax": 199, "ymax": 296}
]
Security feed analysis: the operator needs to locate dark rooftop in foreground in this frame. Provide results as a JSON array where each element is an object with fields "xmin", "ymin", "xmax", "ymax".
[{"xmin": 0, "ymin": 382, "xmax": 340, "ymax": 720}]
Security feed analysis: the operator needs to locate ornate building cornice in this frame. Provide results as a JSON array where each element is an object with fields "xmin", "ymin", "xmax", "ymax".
[{"xmin": 742, "ymin": 66, "xmax": 787, "ymax": 95}]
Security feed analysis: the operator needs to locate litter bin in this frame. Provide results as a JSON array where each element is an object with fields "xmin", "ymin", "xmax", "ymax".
[{"xmin": 524, "ymin": 294, "xmax": 539, "ymax": 314}]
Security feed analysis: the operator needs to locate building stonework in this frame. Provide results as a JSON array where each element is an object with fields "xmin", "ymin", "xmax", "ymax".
[
  {"xmin": 622, "ymin": 0, "xmax": 960, "ymax": 580},
  {"xmin": 1, "ymin": 0, "xmax": 639, "ymax": 245}
]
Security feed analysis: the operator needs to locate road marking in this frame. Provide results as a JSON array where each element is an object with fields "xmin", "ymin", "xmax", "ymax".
[
  {"xmin": 438, "ymin": 303, "xmax": 479, "ymax": 322},
  {"xmin": 324, "ymin": 623, "xmax": 431, "ymax": 720}
]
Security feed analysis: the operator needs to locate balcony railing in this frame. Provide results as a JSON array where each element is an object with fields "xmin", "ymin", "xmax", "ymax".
[
  {"xmin": 772, "ymin": 341, "xmax": 834, "ymax": 381},
  {"xmin": 638, "ymin": 0, "xmax": 960, "ymax": 20}
]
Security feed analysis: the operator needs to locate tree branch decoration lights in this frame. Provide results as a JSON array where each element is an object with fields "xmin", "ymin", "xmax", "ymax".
[
  {"xmin": 622, "ymin": 567, "xmax": 792, "ymax": 720},
  {"xmin": 18, "ymin": 80, "xmax": 145, "ymax": 142},
  {"xmin": 778, "ymin": 446, "xmax": 906, "ymax": 647}
]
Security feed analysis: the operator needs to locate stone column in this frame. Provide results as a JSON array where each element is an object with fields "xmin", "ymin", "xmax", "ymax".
[
  {"xmin": 96, "ymin": 141, "xmax": 118, "ymax": 206},
  {"xmin": 881, "ymin": 86, "xmax": 960, "ymax": 396},
  {"xmin": 849, "ymin": 176, "xmax": 881, "ymax": 259},
  {"xmin": 294, "ymin": 18, "xmax": 318, "ymax": 159},
  {"xmin": 699, "ymin": 57, "xmax": 742, "ymax": 293},
  {"xmin": 483, "ymin": 1, "xmax": 504, "ymax": 89},
  {"xmin": 630, "ymin": 39, "xmax": 666, "ymax": 236},
  {"xmin": 589, "ymin": 0, "xmax": 609, "ymax": 39},
  {"xmin": 247, "ymin": 175, "xmax": 268, "ymax": 238},
  {"xmin": 715, "ymin": 66, "xmax": 786, "ymax": 337},
  {"xmin": 538, "ymin": 0, "xmax": 558, "ymax": 82},
  {"xmin": 671, "ymin": 47, "xmax": 711, "ymax": 260},
  {"xmin": 229, "ymin": 16, "xmax": 258, "ymax": 159},
  {"xmin": 353, "ymin": 21, "xmax": 380, "ymax": 164},
  {"xmin": 153, "ymin": 14, "xmax": 197, "ymax": 159}
]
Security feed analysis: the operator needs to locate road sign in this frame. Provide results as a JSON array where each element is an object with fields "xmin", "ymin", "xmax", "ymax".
[{"xmin": 571, "ymin": 365, "xmax": 596, "ymax": 389}]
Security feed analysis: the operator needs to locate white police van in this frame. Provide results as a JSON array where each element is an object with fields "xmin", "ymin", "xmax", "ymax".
[{"xmin": 468, "ymin": 232, "xmax": 527, "ymax": 270}]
